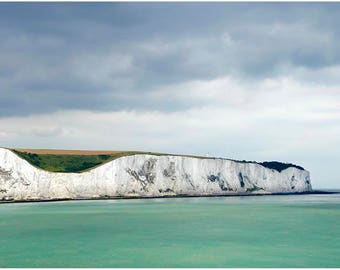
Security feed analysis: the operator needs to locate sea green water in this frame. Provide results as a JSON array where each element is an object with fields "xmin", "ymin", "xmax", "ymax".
[{"xmin": 1, "ymin": 194, "xmax": 340, "ymax": 268}]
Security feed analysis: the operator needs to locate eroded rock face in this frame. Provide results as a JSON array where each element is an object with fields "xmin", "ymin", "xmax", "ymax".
[
  {"xmin": 126, "ymin": 158, "xmax": 157, "ymax": 192},
  {"xmin": 207, "ymin": 173, "xmax": 234, "ymax": 191},
  {"xmin": 0, "ymin": 148, "xmax": 313, "ymax": 202}
]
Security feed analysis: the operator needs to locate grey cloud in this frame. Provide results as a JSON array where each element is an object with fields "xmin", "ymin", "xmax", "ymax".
[{"xmin": 1, "ymin": 3, "xmax": 340, "ymax": 117}]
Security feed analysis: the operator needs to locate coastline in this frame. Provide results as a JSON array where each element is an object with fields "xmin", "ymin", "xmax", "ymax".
[
  {"xmin": 0, "ymin": 190, "xmax": 338, "ymax": 204},
  {"xmin": 0, "ymin": 148, "xmax": 313, "ymax": 202}
]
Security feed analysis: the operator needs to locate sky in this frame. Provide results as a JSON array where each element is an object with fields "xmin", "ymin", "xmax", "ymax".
[{"xmin": 0, "ymin": 2, "xmax": 340, "ymax": 188}]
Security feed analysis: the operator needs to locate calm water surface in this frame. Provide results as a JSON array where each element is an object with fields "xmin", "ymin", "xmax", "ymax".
[{"xmin": 1, "ymin": 193, "xmax": 340, "ymax": 267}]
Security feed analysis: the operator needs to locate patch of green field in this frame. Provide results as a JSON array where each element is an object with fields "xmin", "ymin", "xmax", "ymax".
[{"xmin": 11, "ymin": 150, "xmax": 142, "ymax": 173}]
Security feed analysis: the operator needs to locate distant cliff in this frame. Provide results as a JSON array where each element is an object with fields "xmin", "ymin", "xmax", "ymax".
[{"xmin": 0, "ymin": 148, "xmax": 312, "ymax": 202}]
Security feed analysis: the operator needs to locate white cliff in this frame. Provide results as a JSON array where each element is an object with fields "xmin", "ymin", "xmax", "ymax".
[{"xmin": 0, "ymin": 147, "xmax": 312, "ymax": 202}]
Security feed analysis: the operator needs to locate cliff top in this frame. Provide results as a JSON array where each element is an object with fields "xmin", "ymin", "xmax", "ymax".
[{"xmin": 6, "ymin": 148, "xmax": 305, "ymax": 173}]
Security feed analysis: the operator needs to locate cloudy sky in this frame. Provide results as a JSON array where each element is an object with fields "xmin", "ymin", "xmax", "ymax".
[{"xmin": 0, "ymin": 3, "xmax": 340, "ymax": 188}]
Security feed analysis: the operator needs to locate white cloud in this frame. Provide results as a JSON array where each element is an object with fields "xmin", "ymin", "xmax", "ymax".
[
  {"xmin": 148, "ymin": 71, "xmax": 340, "ymax": 119},
  {"xmin": 221, "ymin": 32, "xmax": 233, "ymax": 47},
  {"xmin": 70, "ymin": 52, "xmax": 134, "ymax": 83},
  {"xmin": 1, "ymin": 72, "xmax": 340, "ymax": 188}
]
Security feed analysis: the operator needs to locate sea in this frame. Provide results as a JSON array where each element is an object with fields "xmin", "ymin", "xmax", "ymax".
[{"xmin": 1, "ymin": 191, "xmax": 340, "ymax": 267}]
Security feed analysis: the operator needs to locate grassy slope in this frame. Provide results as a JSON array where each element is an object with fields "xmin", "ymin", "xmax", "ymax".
[
  {"xmin": 9, "ymin": 149, "xmax": 305, "ymax": 173},
  {"xmin": 11, "ymin": 150, "xmax": 143, "ymax": 173}
]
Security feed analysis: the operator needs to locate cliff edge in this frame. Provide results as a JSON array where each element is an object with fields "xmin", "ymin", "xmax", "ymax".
[{"xmin": 0, "ymin": 147, "xmax": 312, "ymax": 202}]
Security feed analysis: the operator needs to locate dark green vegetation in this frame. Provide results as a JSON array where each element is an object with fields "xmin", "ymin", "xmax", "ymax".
[
  {"xmin": 259, "ymin": 161, "xmax": 304, "ymax": 172},
  {"xmin": 10, "ymin": 149, "xmax": 305, "ymax": 173},
  {"xmin": 237, "ymin": 160, "xmax": 304, "ymax": 171}
]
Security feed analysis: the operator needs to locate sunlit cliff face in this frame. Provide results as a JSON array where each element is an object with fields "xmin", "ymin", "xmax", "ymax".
[{"xmin": 0, "ymin": 148, "xmax": 311, "ymax": 202}]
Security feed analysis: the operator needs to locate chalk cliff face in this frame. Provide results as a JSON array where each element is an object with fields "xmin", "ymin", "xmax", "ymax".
[{"xmin": 0, "ymin": 148, "xmax": 312, "ymax": 201}]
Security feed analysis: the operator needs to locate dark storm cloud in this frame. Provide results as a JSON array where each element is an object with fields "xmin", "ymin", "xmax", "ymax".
[{"xmin": 1, "ymin": 2, "xmax": 340, "ymax": 116}]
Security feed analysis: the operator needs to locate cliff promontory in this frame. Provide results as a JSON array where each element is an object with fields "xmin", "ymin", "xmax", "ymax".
[{"xmin": 0, "ymin": 147, "xmax": 312, "ymax": 202}]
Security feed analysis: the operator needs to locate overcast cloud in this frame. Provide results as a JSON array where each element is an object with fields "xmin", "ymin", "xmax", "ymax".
[{"xmin": 0, "ymin": 3, "xmax": 340, "ymax": 188}]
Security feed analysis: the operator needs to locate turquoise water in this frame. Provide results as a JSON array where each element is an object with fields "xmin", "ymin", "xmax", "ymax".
[{"xmin": 1, "ymin": 194, "xmax": 340, "ymax": 267}]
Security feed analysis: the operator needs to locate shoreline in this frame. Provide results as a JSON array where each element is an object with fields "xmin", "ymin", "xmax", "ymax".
[{"xmin": 0, "ymin": 190, "xmax": 338, "ymax": 204}]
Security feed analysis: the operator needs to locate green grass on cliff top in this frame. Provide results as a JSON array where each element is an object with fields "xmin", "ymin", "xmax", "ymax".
[
  {"xmin": 9, "ymin": 149, "xmax": 304, "ymax": 173},
  {"xmin": 10, "ymin": 149, "xmax": 206, "ymax": 173},
  {"xmin": 10, "ymin": 150, "xmax": 145, "ymax": 173}
]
